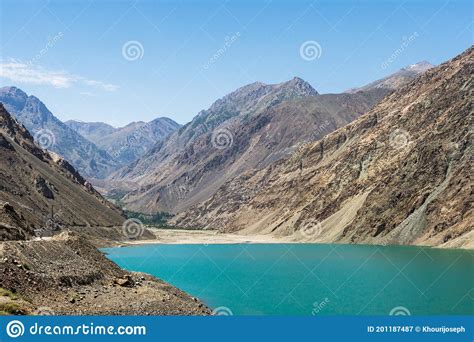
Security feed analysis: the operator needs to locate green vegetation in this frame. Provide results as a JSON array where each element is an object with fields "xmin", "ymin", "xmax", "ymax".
[
  {"xmin": 0, "ymin": 288, "xmax": 18, "ymax": 300},
  {"xmin": 107, "ymin": 191, "xmax": 174, "ymax": 227},
  {"xmin": 105, "ymin": 190, "xmax": 128, "ymax": 202},
  {"xmin": 124, "ymin": 210, "xmax": 173, "ymax": 226},
  {"xmin": 0, "ymin": 302, "xmax": 23, "ymax": 315},
  {"xmin": 0, "ymin": 288, "xmax": 31, "ymax": 315}
]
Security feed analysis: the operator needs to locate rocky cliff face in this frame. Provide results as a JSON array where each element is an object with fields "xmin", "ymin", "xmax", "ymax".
[
  {"xmin": 66, "ymin": 117, "xmax": 181, "ymax": 165},
  {"xmin": 173, "ymin": 47, "xmax": 473, "ymax": 249},
  {"xmin": 0, "ymin": 87, "xmax": 119, "ymax": 179},
  {"xmin": 110, "ymin": 78, "xmax": 390, "ymax": 214},
  {"xmin": 0, "ymin": 104, "xmax": 124, "ymax": 240}
]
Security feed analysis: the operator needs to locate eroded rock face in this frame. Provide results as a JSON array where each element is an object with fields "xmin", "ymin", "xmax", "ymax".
[
  {"xmin": 34, "ymin": 176, "xmax": 54, "ymax": 199},
  {"xmin": 0, "ymin": 202, "xmax": 32, "ymax": 240},
  {"xmin": 0, "ymin": 104, "xmax": 124, "ymax": 239},
  {"xmin": 0, "ymin": 133, "xmax": 13, "ymax": 150},
  {"xmin": 173, "ymin": 46, "xmax": 473, "ymax": 249}
]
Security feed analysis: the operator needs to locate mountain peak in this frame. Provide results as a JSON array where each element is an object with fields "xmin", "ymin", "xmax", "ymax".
[
  {"xmin": 0, "ymin": 86, "xmax": 27, "ymax": 97},
  {"xmin": 289, "ymin": 76, "xmax": 307, "ymax": 83},
  {"xmin": 280, "ymin": 77, "xmax": 318, "ymax": 96},
  {"xmin": 172, "ymin": 46, "xmax": 473, "ymax": 248},
  {"xmin": 0, "ymin": 86, "xmax": 28, "ymax": 110},
  {"xmin": 403, "ymin": 61, "xmax": 434, "ymax": 72}
]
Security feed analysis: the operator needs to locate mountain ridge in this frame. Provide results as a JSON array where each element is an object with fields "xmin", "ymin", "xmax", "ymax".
[
  {"xmin": 0, "ymin": 103, "xmax": 124, "ymax": 240},
  {"xmin": 66, "ymin": 116, "xmax": 180, "ymax": 165},
  {"xmin": 172, "ymin": 47, "xmax": 473, "ymax": 249},
  {"xmin": 0, "ymin": 86, "xmax": 119, "ymax": 179},
  {"xmin": 346, "ymin": 61, "xmax": 434, "ymax": 93},
  {"xmin": 109, "ymin": 76, "xmax": 390, "ymax": 214}
]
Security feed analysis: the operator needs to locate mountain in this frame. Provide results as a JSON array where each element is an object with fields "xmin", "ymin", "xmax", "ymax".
[
  {"xmin": 172, "ymin": 47, "xmax": 473, "ymax": 249},
  {"xmin": 64, "ymin": 121, "xmax": 117, "ymax": 143},
  {"xmin": 0, "ymin": 103, "xmax": 124, "ymax": 240},
  {"xmin": 66, "ymin": 117, "xmax": 180, "ymax": 165},
  {"xmin": 346, "ymin": 61, "xmax": 433, "ymax": 93},
  {"xmin": 110, "ymin": 77, "xmax": 391, "ymax": 213},
  {"xmin": 0, "ymin": 87, "xmax": 119, "ymax": 179},
  {"xmin": 0, "ymin": 103, "xmax": 211, "ymax": 315}
]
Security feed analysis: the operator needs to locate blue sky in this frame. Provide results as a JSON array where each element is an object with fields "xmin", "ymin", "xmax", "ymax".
[{"xmin": 0, "ymin": 0, "xmax": 472, "ymax": 126}]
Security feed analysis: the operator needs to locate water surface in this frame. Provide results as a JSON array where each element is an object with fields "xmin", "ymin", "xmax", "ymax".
[{"xmin": 102, "ymin": 243, "xmax": 474, "ymax": 315}]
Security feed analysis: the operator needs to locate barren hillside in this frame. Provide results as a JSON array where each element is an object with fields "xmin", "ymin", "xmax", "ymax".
[
  {"xmin": 173, "ymin": 47, "xmax": 473, "ymax": 249},
  {"xmin": 0, "ymin": 104, "xmax": 124, "ymax": 240}
]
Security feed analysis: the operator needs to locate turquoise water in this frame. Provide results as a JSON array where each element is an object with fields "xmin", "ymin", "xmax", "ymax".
[{"xmin": 102, "ymin": 243, "xmax": 474, "ymax": 315}]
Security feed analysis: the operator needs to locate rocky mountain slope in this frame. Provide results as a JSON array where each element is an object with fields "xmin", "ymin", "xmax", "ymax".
[
  {"xmin": 346, "ymin": 61, "xmax": 433, "ymax": 93},
  {"xmin": 0, "ymin": 103, "xmax": 124, "ymax": 240},
  {"xmin": 0, "ymin": 104, "xmax": 209, "ymax": 315},
  {"xmin": 0, "ymin": 232, "xmax": 210, "ymax": 315},
  {"xmin": 0, "ymin": 87, "xmax": 119, "ymax": 179},
  {"xmin": 66, "ymin": 117, "xmax": 180, "ymax": 165},
  {"xmin": 173, "ymin": 47, "xmax": 473, "ymax": 249},
  {"xmin": 110, "ymin": 77, "xmax": 390, "ymax": 213}
]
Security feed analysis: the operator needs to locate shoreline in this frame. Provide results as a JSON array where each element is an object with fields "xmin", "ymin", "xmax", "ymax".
[
  {"xmin": 122, "ymin": 228, "xmax": 292, "ymax": 246},
  {"xmin": 0, "ymin": 232, "xmax": 211, "ymax": 315},
  {"xmin": 111, "ymin": 228, "xmax": 473, "ymax": 251}
]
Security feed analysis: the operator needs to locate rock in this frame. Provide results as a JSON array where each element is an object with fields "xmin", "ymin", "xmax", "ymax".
[
  {"xmin": 2, "ymin": 202, "xmax": 15, "ymax": 212},
  {"xmin": 0, "ymin": 133, "xmax": 14, "ymax": 150},
  {"xmin": 114, "ymin": 275, "xmax": 134, "ymax": 287},
  {"xmin": 34, "ymin": 176, "xmax": 54, "ymax": 199}
]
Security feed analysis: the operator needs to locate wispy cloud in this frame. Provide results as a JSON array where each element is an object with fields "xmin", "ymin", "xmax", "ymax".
[
  {"xmin": 0, "ymin": 60, "xmax": 118, "ymax": 91},
  {"xmin": 79, "ymin": 91, "xmax": 97, "ymax": 97}
]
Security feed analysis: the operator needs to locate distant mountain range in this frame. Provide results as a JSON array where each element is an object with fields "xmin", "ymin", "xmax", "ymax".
[
  {"xmin": 0, "ymin": 87, "xmax": 180, "ymax": 179},
  {"xmin": 0, "ymin": 103, "xmax": 124, "ymax": 240},
  {"xmin": 172, "ymin": 47, "xmax": 473, "ymax": 249},
  {"xmin": 66, "ymin": 118, "xmax": 180, "ymax": 165},
  {"xmin": 0, "ymin": 59, "xmax": 437, "ymax": 218},
  {"xmin": 0, "ymin": 46, "xmax": 470, "ymax": 250},
  {"xmin": 108, "ymin": 62, "xmax": 433, "ymax": 214},
  {"xmin": 0, "ymin": 87, "xmax": 119, "ymax": 179}
]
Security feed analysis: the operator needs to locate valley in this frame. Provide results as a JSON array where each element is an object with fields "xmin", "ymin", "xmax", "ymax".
[{"xmin": 0, "ymin": 46, "xmax": 472, "ymax": 317}]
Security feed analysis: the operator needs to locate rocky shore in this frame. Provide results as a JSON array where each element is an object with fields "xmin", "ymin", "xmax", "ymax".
[{"xmin": 0, "ymin": 232, "xmax": 210, "ymax": 315}]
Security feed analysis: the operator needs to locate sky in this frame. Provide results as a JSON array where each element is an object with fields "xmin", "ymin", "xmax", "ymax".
[{"xmin": 0, "ymin": 0, "xmax": 472, "ymax": 127}]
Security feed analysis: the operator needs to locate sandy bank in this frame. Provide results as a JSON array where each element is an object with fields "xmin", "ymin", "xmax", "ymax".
[{"xmin": 121, "ymin": 228, "xmax": 292, "ymax": 246}]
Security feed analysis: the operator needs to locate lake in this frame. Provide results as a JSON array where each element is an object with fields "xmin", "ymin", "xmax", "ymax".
[{"xmin": 102, "ymin": 243, "xmax": 474, "ymax": 315}]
